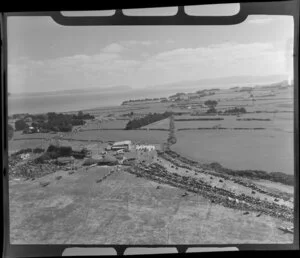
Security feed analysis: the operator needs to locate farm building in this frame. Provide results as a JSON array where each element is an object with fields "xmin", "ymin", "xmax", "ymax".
[{"xmin": 111, "ymin": 140, "xmax": 133, "ymax": 151}]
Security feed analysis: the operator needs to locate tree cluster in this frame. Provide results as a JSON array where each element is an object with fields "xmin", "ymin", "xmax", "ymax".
[
  {"xmin": 15, "ymin": 111, "xmax": 94, "ymax": 133},
  {"xmin": 34, "ymin": 144, "xmax": 87, "ymax": 164},
  {"xmin": 223, "ymin": 107, "xmax": 247, "ymax": 114},
  {"xmin": 204, "ymin": 100, "xmax": 218, "ymax": 114},
  {"xmin": 204, "ymin": 100, "xmax": 218, "ymax": 108},
  {"xmin": 122, "ymin": 97, "xmax": 166, "ymax": 105},
  {"xmin": 15, "ymin": 119, "xmax": 27, "ymax": 131}
]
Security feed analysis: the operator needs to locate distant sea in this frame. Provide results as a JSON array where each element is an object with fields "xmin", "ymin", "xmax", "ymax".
[
  {"xmin": 8, "ymin": 88, "xmax": 177, "ymax": 115},
  {"xmin": 7, "ymin": 81, "xmax": 277, "ymax": 115}
]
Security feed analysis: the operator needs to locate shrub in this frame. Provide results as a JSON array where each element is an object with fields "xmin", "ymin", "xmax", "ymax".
[
  {"xmin": 204, "ymin": 100, "xmax": 218, "ymax": 109},
  {"xmin": 34, "ymin": 152, "xmax": 52, "ymax": 163},
  {"xmin": 224, "ymin": 107, "xmax": 247, "ymax": 114},
  {"xmin": 15, "ymin": 119, "xmax": 27, "ymax": 131},
  {"xmin": 83, "ymin": 158, "xmax": 99, "ymax": 166},
  {"xmin": 33, "ymin": 148, "xmax": 44, "ymax": 153},
  {"xmin": 206, "ymin": 107, "xmax": 217, "ymax": 114},
  {"xmin": 47, "ymin": 145, "xmax": 59, "ymax": 153},
  {"xmin": 59, "ymin": 146, "xmax": 72, "ymax": 156},
  {"xmin": 46, "ymin": 145, "xmax": 72, "ymax": 157},
  {"xmin": 72, "ymin": 152, "xmax": 86, "ymax": 159}
]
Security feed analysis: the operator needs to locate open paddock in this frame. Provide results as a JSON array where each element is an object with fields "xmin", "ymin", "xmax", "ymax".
[
  {"xmin": 171, "ymin": 130, "xmax": 294, "ymax": 175},
  {"xmin": 68, "ymin": 129, "xmax": 168, "ymax": 144},
  {"xmin": 9, "ymin": 167, "xmax": 293, "ymax": 244},
  {"xmin": 141, "ymin": 113, "xmax": 293, "ymax": 132}
]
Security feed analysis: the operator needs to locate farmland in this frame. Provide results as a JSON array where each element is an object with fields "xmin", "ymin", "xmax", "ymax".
[
  {"xmin": 8, "ymin": 82, "xmax": 295, "ymax": 244},
  {"xmin": 171, "ymin": 130, "xmax": 294, "ymax": 175},
  {"xmin": 9, "ymin": 166, "xmax": 293, "ymax": 244}
]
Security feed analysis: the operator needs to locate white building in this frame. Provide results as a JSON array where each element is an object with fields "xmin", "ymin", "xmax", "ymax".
[
  {"xmin": 136, "ymin": 145, "xmax": 156, "ymax": 151},
  {"xmin": 111, "ymin": 140, "xmax": 133, "ymax": 151},
  {"xmin": 20, "ymin": 153, "xmax": 30, "ymax": 160}
]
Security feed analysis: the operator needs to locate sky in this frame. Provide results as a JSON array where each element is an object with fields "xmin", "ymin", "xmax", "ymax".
[{"xmin": 7, "ymin": 4, "xmax": 294, "ymax": 94}]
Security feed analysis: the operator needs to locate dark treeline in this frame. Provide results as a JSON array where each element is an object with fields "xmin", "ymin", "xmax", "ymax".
[
  {"xmin": 34, "ymin": 144, "xmax": 87, "ymax": 164},
  {"xmin": 122, "ymin": 97, "xmax": 167, "ymax": 105},
  {"xmin": 15, "ymin": 111, "xmax": 94, "ymax": 133},
  {"xmin": 125, "ymin": 111, "xmax": 172, "ymax": 130},
  {"xmin": 223, "ymin": 107, "xmax": 247, "ymax": 114}
]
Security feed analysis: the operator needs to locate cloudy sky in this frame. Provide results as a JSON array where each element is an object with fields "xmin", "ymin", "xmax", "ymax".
[{"xmin": 7, "ymin": 5, "xmax": 294, "ymax": 93}]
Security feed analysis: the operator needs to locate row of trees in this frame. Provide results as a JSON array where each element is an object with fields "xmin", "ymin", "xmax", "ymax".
[
  {"xmin": 122, "ymin": 97, "xmax": 167, "ymax": 105},
  {"xmin": 223, "ymin": 107, "xmax": 247, "ymax": 114},
  {"xmin": 125, "ymin": 111, "xmax": 172, "ymax": 130}
]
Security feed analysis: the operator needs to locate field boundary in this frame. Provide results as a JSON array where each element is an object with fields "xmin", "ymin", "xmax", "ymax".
[{"xmin": 177, "ymin": 127, "xmax": 266, "ymax": 131}]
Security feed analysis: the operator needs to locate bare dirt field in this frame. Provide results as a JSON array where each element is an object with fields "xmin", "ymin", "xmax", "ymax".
[{"xmin": 9, "ymin": 166, "xmax": 293, "ymax": 244}]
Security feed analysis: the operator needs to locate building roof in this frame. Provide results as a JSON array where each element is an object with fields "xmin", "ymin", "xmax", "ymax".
[{"xmin": 112, "ymin": 140, "xmax": 132, "ymax": 146}]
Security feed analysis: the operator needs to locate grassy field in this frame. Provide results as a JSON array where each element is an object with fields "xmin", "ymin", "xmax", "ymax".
[
  {"xmin": 142, "ymin": 118, "xmax": 170, "ymax": 130},
  {"xmin": 80, "ymin": 120, "xmax": 129, "ymax": 130},
  {"xmin": 68, "ymin": 129, "xmax": 168, "ymax": 144},
  {"xmin": 8, "ymin": 139, "xmax": 48, "ymax": 154},
  {"xmin": 171, "ymin": 130, "xmax": 294, "ymax": 175},
  {"xmin": 9, "ymin": 167, "xmax": 293, "ymax": 244},
  {"xmin": 142, "ymin": 113, "xmax": 292, "ymax": 132}
]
